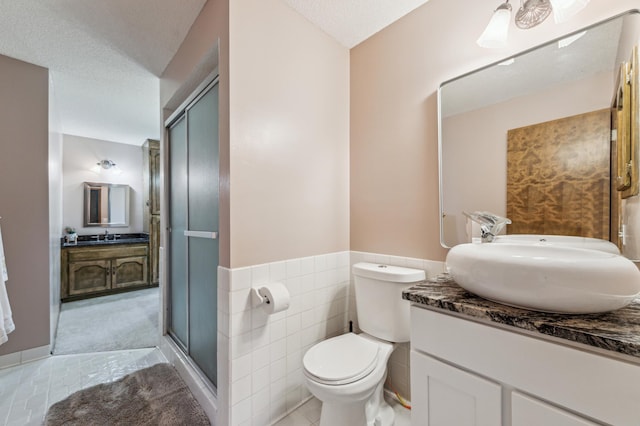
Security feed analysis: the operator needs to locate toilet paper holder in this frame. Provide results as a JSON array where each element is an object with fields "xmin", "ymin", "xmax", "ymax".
[
  {"xmin": 251, "ymin": 287, "xmax": 271, "ymax": 306},
  {"xmin": 250, "ymin": 282, "xmax": 291, "ymax": 314}
]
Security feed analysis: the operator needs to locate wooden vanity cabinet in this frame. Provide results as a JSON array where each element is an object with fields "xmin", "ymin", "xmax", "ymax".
[{"xmin": 62, "ymin": 243, "xmax": 149, "ymax": 301}]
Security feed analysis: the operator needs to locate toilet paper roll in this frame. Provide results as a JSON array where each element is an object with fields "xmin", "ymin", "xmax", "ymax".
[{"xmin": 258, "ymin": 282, "xmax": 290, "ymax": 314}]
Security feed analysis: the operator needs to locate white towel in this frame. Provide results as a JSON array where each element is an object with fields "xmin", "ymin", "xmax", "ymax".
[{"xmin": 0, "ymin": 224, "xmax": 15, "ymax": 345}]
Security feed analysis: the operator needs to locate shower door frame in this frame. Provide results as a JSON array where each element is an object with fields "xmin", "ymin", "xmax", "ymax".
[{"xmin": 163, "ymin": 72, "xmax": 220, "ymax": 392}]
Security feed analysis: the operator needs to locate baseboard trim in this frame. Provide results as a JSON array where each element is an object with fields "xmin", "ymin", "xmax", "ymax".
[{"xmin": 0, "ymin": 344, "xmax": 51, "ymax": 370}]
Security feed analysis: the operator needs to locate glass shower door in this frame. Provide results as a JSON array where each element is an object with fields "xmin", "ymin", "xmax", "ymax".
[
  {"xmin": 168, "ymin": 116, "xmax": 188, "ymax": 349},
  {"xmin": 168, "ymin": 80, "xmax": 219, "ymax": 386}
]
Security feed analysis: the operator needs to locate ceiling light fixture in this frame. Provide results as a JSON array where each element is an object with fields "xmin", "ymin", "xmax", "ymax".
[
  {"xmin": 477, "ymin": 0, "xmax": 590, "ymax": 48},
  {"xmin": 97, "ymin": 159, "xmax": 117, "ymax": 170},
  {"xmin": 477, "ymin": 1, "xmax": 513, "ymax": 48},
  {"xmin": 549, "ymin": 0, "xmax": 590, "ymax": 23},
  {"xmin": 515, "ymin": 0, "xmax": 552, "ymax": 29}
]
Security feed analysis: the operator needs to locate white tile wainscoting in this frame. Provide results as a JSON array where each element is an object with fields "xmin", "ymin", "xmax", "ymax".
[
  {"xmin": 218, "ymin": 251, "xmax": 445, "ymax": 426},
  {"xmin": 218, "ymin": 251, "xmax": 351, "ymax": 426}
]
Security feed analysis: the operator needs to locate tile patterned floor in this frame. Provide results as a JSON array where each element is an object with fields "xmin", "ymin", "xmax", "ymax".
[
  {"xmin": 0, "ymin": 348, "xmax": 166, "ymax": 426},
  {"xmin": 0, "ymin": 347, "xmax": 411, "ymax": 426},
  {"xmin": 274, "ymin": 394, "xmax": 411, "ymax": 426}
]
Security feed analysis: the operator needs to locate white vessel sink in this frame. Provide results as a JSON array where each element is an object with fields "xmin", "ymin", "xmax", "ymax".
[
  {"xmin": 446, "ymin": 243, "xmax": 640, "ymax": 314},
  {"xmin": 490, "ymin": 234, "xmax": 620, "ymax": 255}
]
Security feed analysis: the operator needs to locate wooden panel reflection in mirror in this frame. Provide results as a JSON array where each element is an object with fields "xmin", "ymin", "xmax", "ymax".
[
  {"xmin": 628, "ymin": 45, "xmax": 640, "ymax": 199},
  {"xmin": 613, "ymin": 45, "xmax": 639, "ymax": 199},
  {"xmin": 506, "ymin": 109, "xmax": 610, "ymax": 239}
]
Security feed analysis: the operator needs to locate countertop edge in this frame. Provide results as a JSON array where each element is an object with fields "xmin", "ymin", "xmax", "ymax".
[{"xmin": 403, "ymin": 282, "xmax": 640, "ymax": 362}]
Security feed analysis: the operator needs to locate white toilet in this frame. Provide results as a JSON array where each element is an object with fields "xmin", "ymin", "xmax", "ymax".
[{"xmin": 302, "ymin": 262, "xmax": 426, "ymax": 426}]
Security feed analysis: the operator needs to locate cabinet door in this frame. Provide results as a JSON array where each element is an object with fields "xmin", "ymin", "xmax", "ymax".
[
  {"xmin": 512, "ymin": 392, "xmax": 600, "ymax": 426},
  {"xmin": 411, "ymin": 350, "xmax": 501, "ymax": 426},
  {"xmin": 150, "ymin": 148, "xmax": 160, "ymax": 215},
  {"xmin": 112, "ymin": 256, "xmax": 148, "ymax": 288},
  {"xmin": 68, "ymin": 259, "xmax": 111, "ymax": 296},
  {"xmin": 149, "ymin": 215, "xmax": 160, "ymax": 285}
]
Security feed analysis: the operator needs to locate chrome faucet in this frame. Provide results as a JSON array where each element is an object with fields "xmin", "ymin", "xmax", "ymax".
[
  {"xmin": 463, "ymin": 211, "xmax": 512, "ymax": 243},
  {"xmin": 104, "ymin": 229, "xmax": 110, "ymax": 240}
]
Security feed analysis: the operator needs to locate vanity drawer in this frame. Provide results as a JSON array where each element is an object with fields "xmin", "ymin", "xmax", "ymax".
[{"xmin": 67, "ymin": 244, "xmax": 148, "ymax": 262}]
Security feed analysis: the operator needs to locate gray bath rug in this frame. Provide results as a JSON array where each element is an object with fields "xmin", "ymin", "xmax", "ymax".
[
  {"xmin": 44, "ymin": 363, "xmax": 210, "ymax": 426},
  {"xmin": 53, "ymin": 287, "xmax": 159, "ymax": 354}
]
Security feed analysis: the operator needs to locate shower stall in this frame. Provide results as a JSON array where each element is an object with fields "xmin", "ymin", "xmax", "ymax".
[{"xmin": 165, "ymin": 76, "xmax": 219, "ymax": 387}]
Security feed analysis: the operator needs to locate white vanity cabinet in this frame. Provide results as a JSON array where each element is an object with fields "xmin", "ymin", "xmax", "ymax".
[
  {"xmin": 410, "ymin": 306, "xmax": 640, "ymax": 426},
  {"xmin": 411, "ymin": 349, "xmax": 501, "ymax": 425},
  {"xmin": 511, "ymin": 392, "xmax": 599, "ymax": 426}
]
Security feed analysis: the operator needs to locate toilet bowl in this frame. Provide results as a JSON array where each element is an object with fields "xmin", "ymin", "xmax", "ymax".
[
  {"xmin": 303, "ymin": 333, "xmax": 395, "ymax": 426},
  {"xmin": 302, "ymin": 263, "xmax": 426, "ymax": 426}
]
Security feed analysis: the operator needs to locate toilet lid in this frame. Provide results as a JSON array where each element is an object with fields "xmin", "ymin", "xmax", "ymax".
[{"xmin": 303, "ymin": 333, "xmax": 379, "ymax": 385}]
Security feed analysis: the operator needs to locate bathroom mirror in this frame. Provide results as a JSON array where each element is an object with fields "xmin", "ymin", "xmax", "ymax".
[
  {"xmin": 84, "ymin": 182, "xmax": 130, "ymax": 227},
  {"xmin": 439, "ymin": 11, "xmax": 640, "ymax": 249}
]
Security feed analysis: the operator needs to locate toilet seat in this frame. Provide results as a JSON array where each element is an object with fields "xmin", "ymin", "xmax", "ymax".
[{"xmin": 303, "ymin": 333, "xmax": 380, "ymax": 385}]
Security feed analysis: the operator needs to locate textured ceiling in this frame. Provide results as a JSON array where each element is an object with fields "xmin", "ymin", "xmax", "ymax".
[
  {"xmin": 0, "ymin": 0, "xmax": 428, "ymax": 146},
  {"xmin": 0, "ymin": 0, "xmax": 206, "ymax": 145},
  {"xmin": 284, "ymin": 0, "xmax": 431, "ymax": 48}
]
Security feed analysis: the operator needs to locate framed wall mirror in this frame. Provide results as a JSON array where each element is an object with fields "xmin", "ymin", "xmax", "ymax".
[
  {"xmin": 84, "ymin": 182, "xmax": 130, "ymax": 227},
  {"xmin": 438, "ymin": 10, "xmax": 640, "ymax": 254}
]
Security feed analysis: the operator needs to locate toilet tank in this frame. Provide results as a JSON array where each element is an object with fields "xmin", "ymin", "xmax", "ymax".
[{"xmin": 352, "ymin": 262, "xmax": 426, "ymax": 343}]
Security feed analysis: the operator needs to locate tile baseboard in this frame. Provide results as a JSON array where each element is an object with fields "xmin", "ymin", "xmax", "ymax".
[{"xmin": 0, "ymin": 344, "xmax": 51, "ymax": 370}]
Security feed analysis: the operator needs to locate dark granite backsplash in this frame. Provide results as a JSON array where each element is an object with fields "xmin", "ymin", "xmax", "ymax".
[{"xmin": 61, "ymin": 233, "xmax": 149, "ymax": 247}]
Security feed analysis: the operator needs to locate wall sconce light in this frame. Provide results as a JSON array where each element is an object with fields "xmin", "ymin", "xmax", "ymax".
[
  {"xmin": 477, "ymin": 0, "xmax": 590, "ymax": 48},
  {"xmin": 97, "ymin": 159, "xmax": 117, "ymax": 170}
]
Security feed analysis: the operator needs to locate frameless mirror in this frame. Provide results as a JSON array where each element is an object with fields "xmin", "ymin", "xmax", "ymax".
[
  {"xmin": 84, "ymin": 182, "xmax": 130, "ymax": 227},
  {"xmin": 439, "ymin": 11, "xmax": 640, "ymax": 251}
]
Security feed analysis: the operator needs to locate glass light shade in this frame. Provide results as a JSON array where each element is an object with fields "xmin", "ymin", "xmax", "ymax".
[
  {"xmin": 477, "ymin": 7, "xmax": 512, "ymax": 48},
  {"xmin": 549, "ymin": 0, "xmax": 590, "ymax": 23}
]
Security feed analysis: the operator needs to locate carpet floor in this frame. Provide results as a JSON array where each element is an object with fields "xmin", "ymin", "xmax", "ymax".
[
  {"xmin": 53, "ymin": 287, "xmax": 160, "ymax": 355},
  {"xmin": 44, "ymin": 363, "xmax": 210, "ymax": 426}
]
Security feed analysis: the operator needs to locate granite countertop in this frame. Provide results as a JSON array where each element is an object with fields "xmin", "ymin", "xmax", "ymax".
[
  {"xmin": 403, "ymin": 277, "xmax": 640, "ymax": 360},
  {"xmin": 61, "ymin": 233, "xmax": 149, "ymax": 248}
]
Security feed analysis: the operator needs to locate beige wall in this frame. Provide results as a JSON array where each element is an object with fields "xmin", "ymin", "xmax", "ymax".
[
  {"xmin": 350, "ymin": 0, "xmax": 639, "ymax": 261},
  {"xmin": 160, "ymin": 0, "xmax": 230, "ymax": 268},
  {"xmin": 221, "ymin": 1, "xmax": 350, "ymax": 422},
  {"xmin": 442, "ymin": 71, "xmax": 613, "ymax": 246},
  {"xmin": 616, "ymin": 12, "xmax": 640, "ymax": 71},
  {"xmin": 0, "ymin": 54, "xmax": 50, "ymax": 355},
  {"xmin": 229, "ymin": 0, "xmax": 350, "ymax": 268},
  {"xmin": 62, "ymin": 134, "xmax": 144, "ymax": 235},
  {"xmin": 49, "ymin": 76, "xmax": 63, "ymax": 345}
]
